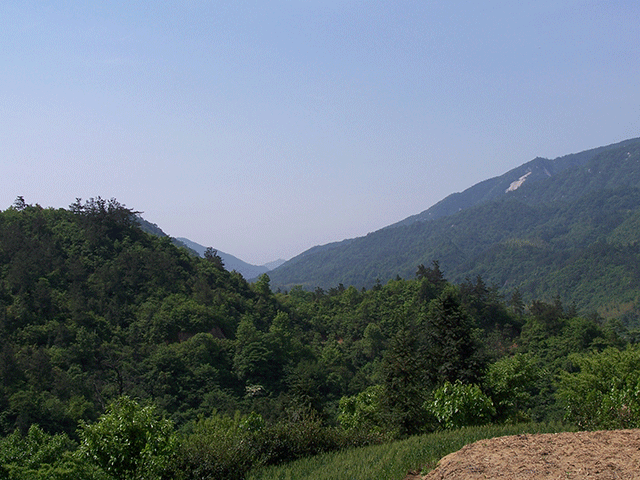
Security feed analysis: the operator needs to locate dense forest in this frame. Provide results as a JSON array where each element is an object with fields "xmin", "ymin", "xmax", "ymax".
[
  {"xmin": 267, "ymin": 138, "xmax": 640, "ymax": 324},
  {"xmin": 1, "ymin": 197, "xmax": 640, "ymax": 479}
]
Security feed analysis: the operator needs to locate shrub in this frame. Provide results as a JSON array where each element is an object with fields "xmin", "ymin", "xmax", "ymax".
[
  {"xmin": 0, "ymin": 424, "xmax": 105, "ymax": 480},
  {"xmin": 76, "ymin": 396, "xmax": 177, "ymax": 480},
  {"xmin": 557, "ymin": 346, "xmax": 640, "ymax": 429},
  {"xmin": 170, "ymin": 407, "xmax": 388, "ymax": 480},
  {"xmin": 338, "ymin": 385, "xmax": 386, "ymax": 433},
  {"xmin": 425, "ymin": 381, "xmax": 495, "ymax": 430},
  {"xmin": 169, "ymin": 411, "xmax": 264, "ymax": 480},
  {"xmin": 484, "ymin": 353, "xmax": 542, "ymax": 422}
]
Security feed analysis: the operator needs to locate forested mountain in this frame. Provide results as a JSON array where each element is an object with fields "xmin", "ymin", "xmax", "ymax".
[
  {"xmin": 0, "ymin": 197, "xmax": 254, "ymax": 429},
  {"xmin": 390, "ymin": 137, "xmax": 640, "ymax": 227},
  {"xmin": 268, "ymin": 138, "xmax": 640, "ymax": 321},
  {"xmin": 1, "ymin": 195, "xmax": 638, "ymax": 478}
]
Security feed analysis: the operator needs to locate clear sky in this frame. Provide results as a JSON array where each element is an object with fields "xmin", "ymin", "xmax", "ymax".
[{"xmin": 2, "ymin": 1, "xmax": 639, "ymax": 265}]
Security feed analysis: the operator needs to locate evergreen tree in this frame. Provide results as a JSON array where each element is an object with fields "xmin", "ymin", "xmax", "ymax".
[
  {"xmin": 381, "ymin": 317, "xmax": 428, "ymax": 436},
  {"xmin": 421, "ymin": 286, "xmax": 486, "ymax": 386}
]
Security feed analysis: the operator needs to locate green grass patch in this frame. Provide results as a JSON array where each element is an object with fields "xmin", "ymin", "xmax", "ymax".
[{"xmin": 246, "ymin": 422, "xmax": 575, "ymax": 480}]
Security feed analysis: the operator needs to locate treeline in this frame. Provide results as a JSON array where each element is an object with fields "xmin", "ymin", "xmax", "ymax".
[{"xmin": 1, "ymin": 198, "xmax": 640, "ymax": 478}]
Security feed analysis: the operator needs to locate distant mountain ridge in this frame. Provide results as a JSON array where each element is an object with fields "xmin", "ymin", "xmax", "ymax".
[
  {"xmin": 267, "ymin": 137, "xmax": 640, "ymax": 319},
  {"xmin": 135, "ymin": 219, "xmax": 284, "ymax": 279},
  {"xmin": 175, "ymin": 237, "xmax": 285, "ymax": 279}
]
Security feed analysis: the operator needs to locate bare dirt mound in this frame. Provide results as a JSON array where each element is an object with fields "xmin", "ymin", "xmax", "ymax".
[{"xmin": 416, "ymin": 429, "xmax": 640, "ymax": 479}]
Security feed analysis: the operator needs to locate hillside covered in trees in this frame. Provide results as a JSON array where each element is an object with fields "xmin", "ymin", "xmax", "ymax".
[
  {"xmin": 267, "ymin": 138, "xmax": 640, "ymax": 323},
  {"xmin": 2, "ymin": 196, "xmax": 640, "ymax": 478}
]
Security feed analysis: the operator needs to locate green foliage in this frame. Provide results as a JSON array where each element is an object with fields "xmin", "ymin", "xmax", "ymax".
[
  {"xmin": 203, "ymin": 247, "xmax": 225, "ymax": 270},
  {"xmin": 557, "ymin": 346, "xmax": 640, "ymax": 430},
  {"xmin": 143, "ymin": 333, "xmax": 238, "ymax": 424},
  {"xmin": 0, "ymin": 425, "xmax": 104, "ymax": 480},
  {"xmin": 254, "ymin": 273, "xmax": 273, "ymax": 296},
  {"xmin": 171, "ymin": 409, "xmax": 385, "ymax": 480},
  {"xmin": 337, "ymin": 384, "xmax": 385, "ymax": 433},
  {"xmin": 426, "ymin": 381, "xmax": 495, "ymax": 430},
  {"xmin": 0, "ymin": 200, "xmax": 260, "ymax": 433},
  {"xmin": 484, "ymin": 353, "xmax": 541, "ymax": 422},
  {"xmin": 255, "ymin": 408, "xmax": 338, "ymax": 465},
  {"xmin": 422, "ymin": 286, "xmax": 487, "ymax": 385},
  {"xmin": 2, "ymin": 195, "xmax": 639, "ymax": 476},
  {"xmin": 77, "ymin": 396, "xmax": 177, "ymax": 480},
  {"xmin": 381, "ymin": 319, "xmax": 429, "ymax": 436},
  {"xmin": 170, "ymin": 411, "xmax": 264, "ymax": 479}
]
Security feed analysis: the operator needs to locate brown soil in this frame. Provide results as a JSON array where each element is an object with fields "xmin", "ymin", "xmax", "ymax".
[{"xmin": 407, "ymin": 429, "xmax": 640, "ymax": 479}]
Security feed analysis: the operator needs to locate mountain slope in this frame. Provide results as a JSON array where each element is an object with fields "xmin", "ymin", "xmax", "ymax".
[
  {"xmin": 268, "ymin": 137, "xmax": 640, "ymax": 317},
  {"xmin": 390, "ymin": 137, "xmax": 640, "ymax": 227}
]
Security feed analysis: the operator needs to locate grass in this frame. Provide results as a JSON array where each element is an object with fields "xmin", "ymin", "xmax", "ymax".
[{"xmin": 245, "ymin": 422, "xmax": 576, "ymax": 480}]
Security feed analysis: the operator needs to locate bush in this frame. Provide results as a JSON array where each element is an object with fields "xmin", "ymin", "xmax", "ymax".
[
  {"xmin": 170, "ymin": 407, "xmax": 388, "ymax": 480},
  {"xmin": 0, "ymin": 425, "xmax": 105, "ymax": 480},
  {"xmin": 557, "ymin": 346, "xmax": 640, "ymax": 429},
  {"xmin": 338, "ymin": 385, "xmax": 386, "ymax": 434},
  {"xmin": 76, "ymin": 396, "xmax": 177, "ymax": 480},
  {"xmin": 484, "ymin": 353, "xmax": 541, "ymax": 422},
  {"xmin": 425, "ymin": 381, "xmax": 495, "ymax": 430},
  {"xmin": 169, "ymin": 411, "xmax": 264, "ymax": 480}
]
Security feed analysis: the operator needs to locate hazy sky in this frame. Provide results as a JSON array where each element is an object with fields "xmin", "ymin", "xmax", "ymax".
[{"xmin": 2, "ymin": 1, "xmax": 639, "ymax": 265}]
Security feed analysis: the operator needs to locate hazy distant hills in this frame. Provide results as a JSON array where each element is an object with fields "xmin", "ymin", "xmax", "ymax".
[
  {"xmin": 267, "ymin": 137, "xmax": 640, "ymax": 319},
  {"xmin": 136, "ymin": 219, "xmax": 285, "ymax": 279},
  {"xmin": 175, "ymin": 237, "xmax": 286, "ymax": 279}
]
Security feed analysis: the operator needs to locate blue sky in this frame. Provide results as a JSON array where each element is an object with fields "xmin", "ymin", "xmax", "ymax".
[{"xmin": 2, "ymin": 1, "xmax": 639, "ymax": 265}]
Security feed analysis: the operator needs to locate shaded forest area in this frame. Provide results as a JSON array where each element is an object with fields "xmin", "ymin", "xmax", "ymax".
[{"xmin": 1, "ymin": 198, "xmax": 639, "ymax": 479}]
